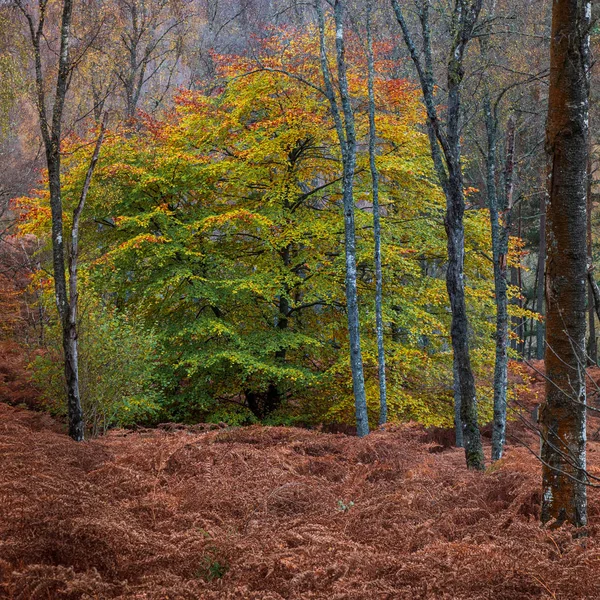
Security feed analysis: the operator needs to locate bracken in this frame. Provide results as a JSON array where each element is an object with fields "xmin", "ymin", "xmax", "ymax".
[{"xmin": 2, "ymin": 390, "xmax": 600, "ymax": 599}]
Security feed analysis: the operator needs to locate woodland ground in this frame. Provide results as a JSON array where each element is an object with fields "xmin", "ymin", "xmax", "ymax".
[{"xmin": 3, "ymin": 357, "xmax": 600, "ymax": 599}]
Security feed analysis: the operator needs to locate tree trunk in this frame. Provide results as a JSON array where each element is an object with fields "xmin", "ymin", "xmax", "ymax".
[
  {"xmin": 443, "ymin": 1, "xmax": 485, "ymax": 471},
  {"xmin": 510, "ymin": 260, "xmax": 520, "ymax": 353},
  {"xmin": 316, "ymin": 0, "xmax": 369, "ymax": 437},
  {"xmin": 504, "ymin": 115, "xmax": 523, "ymax": 356},
  {"xmin": 445, "ymin": 176, "xmax": 485, "ymax": 469},
  {"xmin": 335, "ymin": 1, "xmax": 369, "ymax": 438},
  {"xmin": 21, "ymin": 0, "xmax": 86, "ymax": 441},
  {"xmin": 65, "ymin": 117, "xmax": 106, "ymax": 440},
  {"xmin": 62, "ymin": 313, "xmax": 84, "ymax": 440},
  {"xmin": 490, "ymin": 243, "xmax": 509, "ymax": 462},
  {"xmin": 366, "ymin": 1, "xmax": 387, "ymax": 427},
  {"xmin": 48, "ymin": 156, "xmax": 84, "ymax": 442},
  {"xmin": 536, "ymin": 192, "xmax": 547, "ymax": 360},
  {"xmin": 391, "ymin": 0, "xmax": 484, "ymax": 470},
  {"xmin": 267, "ymin": 246, "xmax": 292, "ymax": 416},
  {"xmin": 540, "ymin": 0, "xmax": 590, "ymax": 528},
  {"xmin": 587, "ymin": 150, "xmax": 597, "ymax": 364},
  {"xmin": 588, "ymin": 271, "xmax": 597, "ymax": 365},
  {"xmin": 514, "ymin": 202, "xmax": 526, "ymax": 357},
  {"xmin": 588, "ymin": 270, "xmax": 600, "ymax": 323},
  {"xmin": 453, "ymin": 356, "xmax": 463, "ymax": 447},
  {"xmin": 480, "ymin": 36, "xmax": 510, "ymax": 462}
]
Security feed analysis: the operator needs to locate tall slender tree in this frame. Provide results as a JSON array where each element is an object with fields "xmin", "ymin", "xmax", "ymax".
[
  {"xmin": 481, "ymin": 87, "xmax": 511, "ymax": 462},
  {"xmin": 587, "ymin": 148, "xmax": 597, "ymax": 365},
  {"xmin": 478, "ymin": 19, "xmax": 518, "ymax": 461},
  {"xmin": 316, "ymin": 0, "xmax": 369, "ymax": 437},
  {"xmin": 391, "ymin": 0, "xmax": 484, "ymax": 469},
  {"xmin": 540, "ymin": 0, "xmax": 591, "ymax": 528},
  {"xmin": 535, "ymin": 188, "xmax": 547, "ymax": 360},
  {"xmin": 15, "ymin": 0, "xmax": 85, "ymax": 441},
  {"xmin": 366, "ymin": 0, "xmax": 387, "ymax": 426}
]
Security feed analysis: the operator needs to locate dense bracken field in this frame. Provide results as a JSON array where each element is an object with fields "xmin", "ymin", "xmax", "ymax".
[{"xmin": 3, "ymin": 373, "xmax": 600, "ymax": 600}]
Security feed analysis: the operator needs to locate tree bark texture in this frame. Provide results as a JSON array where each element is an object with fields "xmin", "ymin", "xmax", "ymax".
[
  {"xmin": 540, "ymin": 0, "xmax": 591, "ymax": 528},
  {"xmin": 587, "ymin": 150, "xmax": 597, "ymax": 364},
  {"xmin": 453, "ymin": 356, "xmax": 464, "ymax": 447},
  {"xmin": 66, "ymin": 117, "xmax": 107, "ymax": 437},
  {"xmin": 587, "ymin": 270, "xmax": 600, "ymax": 330},
  {"xmin": 482, "ymin": 92, "xmax": 510, "ymax": 462},
  {"xmin": 536, "ymin": 188, "xmax": 547, "ymax": 360}
]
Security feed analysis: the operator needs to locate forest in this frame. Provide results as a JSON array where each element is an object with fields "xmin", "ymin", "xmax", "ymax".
[{"xmin": 0, "ymin": 0, "xmax": 599, "ymax": 598}]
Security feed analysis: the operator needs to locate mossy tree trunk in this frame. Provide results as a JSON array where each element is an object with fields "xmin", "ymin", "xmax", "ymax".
[{"xmin": 540, "ymin": 0, "xmax": 591, "ymax": 528}]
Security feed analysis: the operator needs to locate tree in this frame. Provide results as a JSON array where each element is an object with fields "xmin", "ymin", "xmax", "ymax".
[
  {"xmin": 476, "ymin": 8, "xmax": 522, "ymax": 461},
  {"xmin": 364, "ymin": 0, "xmax": 387, "ymax": 426},
  {"xmin": 315, "ymin": 0, "xmax": 369, "ymax": 437},
  {"xmin": 19, "ymin": 24, "xmax": 499, "ymax": 431},
  {"xmin": 15, "ymin": 0, "xmax": 86, "ymax": 441},
  {"xmin": 113, "ymin": 0, "xmax": 186, "ymax": 119},
  {"xmin": 391, "ymin": 0, "xmax": 485, "ymax": 469},
  {"xmin": 540, "ymin": 0, "xmax": 591, "ymax": 528},
  {"xmin": 481, "ymin": 84, "xmax": 511, "ymax": 462},
  {"xmin": 14, "ymin": 0, "xmax": 108, "ymax": 441}
]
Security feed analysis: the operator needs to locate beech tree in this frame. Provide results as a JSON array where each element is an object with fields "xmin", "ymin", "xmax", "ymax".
[
  {"xmin": 540, "ymin": 0, "xmax": 591, "ymax": 528},
  {"xmin": 476, "ymin": 9, "xmax": 524, "ymax": 461}
]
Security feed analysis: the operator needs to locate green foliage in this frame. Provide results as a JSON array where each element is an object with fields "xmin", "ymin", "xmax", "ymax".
[
  {"xmin": 195, "ymin": 553, "xmax": 229, "ymax": 582},
  {"xmin": 336, "ymin": 499, "xmax": 355, "ymax": 512},
  {"xmin": 31, "ymin": 297, "xmax": 162, "ymax": 435},
  {"xmin": 19, "ymin": 27, "xmax": 501, "ymax": 431},
  {"xmin": 205, "ymin": 404, "xmax": 258, "ymax": 427}
]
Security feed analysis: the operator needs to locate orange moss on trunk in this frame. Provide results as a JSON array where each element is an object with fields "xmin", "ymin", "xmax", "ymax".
[{"xmin": 540, "ymin": 0, "xmax": 591, "ymax": 528}]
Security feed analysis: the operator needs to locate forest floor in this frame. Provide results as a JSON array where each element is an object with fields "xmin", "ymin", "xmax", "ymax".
[{"xmin": 3, "ymin": 363, "xmax": 600, "ymax": 598}]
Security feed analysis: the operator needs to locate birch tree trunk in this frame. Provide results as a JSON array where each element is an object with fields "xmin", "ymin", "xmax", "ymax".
[
  {"xmin": 50, "ymin": 5, "xmax": 85, "ymax": 442},
  {"xmin": 17, "ymin": 0, "xmax": 85, "ymax": 441},
  {"xmin": 540, "ymin": 0, "xmax": 591, "ymax": 528}
]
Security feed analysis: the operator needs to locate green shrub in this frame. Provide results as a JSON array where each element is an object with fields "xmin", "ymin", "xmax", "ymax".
[{"xmin": 31, "ymin": 300, "xmax": 163, "ymax": 436}]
